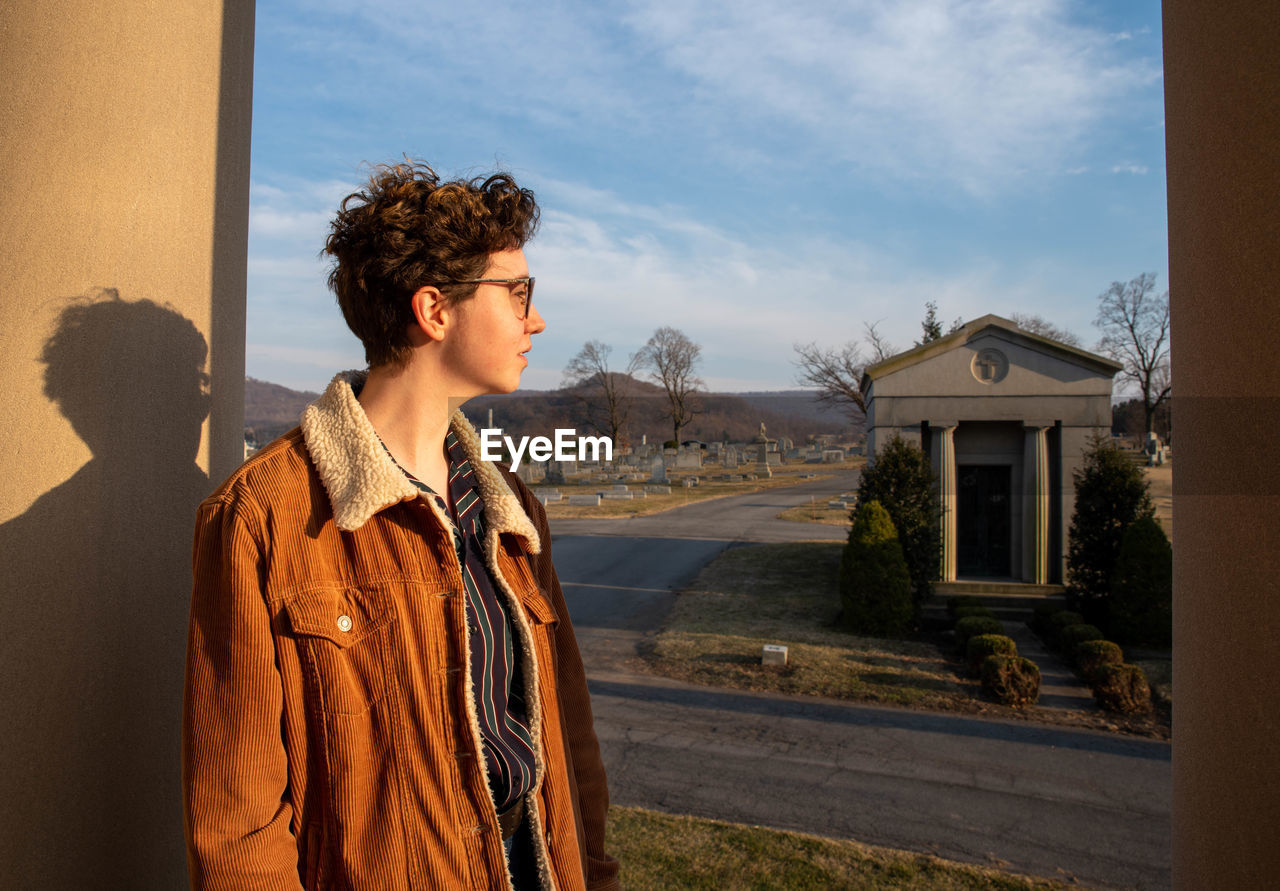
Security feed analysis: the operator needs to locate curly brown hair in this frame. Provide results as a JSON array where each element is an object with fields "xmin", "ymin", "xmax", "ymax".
[{"xmin": 323, "ymin": 160, "xmax": 539, "ymax": 368}]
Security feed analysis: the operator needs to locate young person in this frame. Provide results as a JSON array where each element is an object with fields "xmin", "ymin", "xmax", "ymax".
[{"xmin": 183, "ymin": 161, "xmax": 619, "ymax": 890}]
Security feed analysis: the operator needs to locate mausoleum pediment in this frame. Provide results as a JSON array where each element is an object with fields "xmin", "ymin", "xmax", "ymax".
[{"xmin": 860, "ymin": 315, "xmax": 1121, "ymax": 400}]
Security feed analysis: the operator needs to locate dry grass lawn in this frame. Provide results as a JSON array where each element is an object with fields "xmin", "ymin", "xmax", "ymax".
[
  {"xmin": 608, "ymin": 806, "xmax": 1068, "ymax": 890},
  {"xmin": 541, "ymin": 463, "xmax": 842, "ymax": 518},
  {"xmin": 644, "ymin": 543, "xmax": 969, "ymax": 709},
  {"xmin": 775, "ymin": 499, "xmax": 855, "ymax": 527},
  {"xmin": 1143, "ymin": 459, "xmax": 1173, "ymax": 542},
  {"xmin": 643, "ymin": 541, "xmax": 1170, "ymax": 737}
]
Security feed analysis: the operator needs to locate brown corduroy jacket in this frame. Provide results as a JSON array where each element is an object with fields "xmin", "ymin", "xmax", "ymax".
[{"xmin": 183, "ymin": 372, "xmax": 619, "ymax": 890}]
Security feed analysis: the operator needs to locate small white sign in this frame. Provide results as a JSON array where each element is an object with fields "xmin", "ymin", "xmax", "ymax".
[{"xmin": 762, "ymin": 644, "xmax": 788, "ymax": 666}]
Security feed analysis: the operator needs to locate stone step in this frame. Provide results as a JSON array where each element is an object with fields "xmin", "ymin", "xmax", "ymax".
[
  {"xmin": 927, "ymin": 582, "xmax": 1069, "ymax": 620},
  {"xmin": 934, "ymin": 581, "xmax": 1067, "ymax": 597}
]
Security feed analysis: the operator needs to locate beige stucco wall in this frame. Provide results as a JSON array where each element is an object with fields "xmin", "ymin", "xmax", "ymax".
[
  {"xmin": 1165, "ymin": 1, "xmax": 1280, "ymax": 886},
  {"xmin": 0, "ymin": 1, "xmax": 254, "ymax": 886}
]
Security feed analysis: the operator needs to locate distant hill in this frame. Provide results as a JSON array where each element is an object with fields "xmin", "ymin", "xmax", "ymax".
[
  {"xmin": 733, "ymin": 390, "xmax": 861, "ymax": 430},
  {"xmin": 244, "ymin": 375, "xmax": 861, "ymax": 448},
  {"xmin": 244, "ymin": 377, "xmax": 319, "ymax": 446}
]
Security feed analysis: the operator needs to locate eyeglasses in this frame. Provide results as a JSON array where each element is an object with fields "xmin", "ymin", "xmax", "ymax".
[{"xmin": 432, "ymin": 276, "xmax": 535, "ymax": 320}]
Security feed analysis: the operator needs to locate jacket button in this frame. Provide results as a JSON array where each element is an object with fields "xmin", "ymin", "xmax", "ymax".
[{"xmin": 336, "ymin": 614, "xmax": 353, "ymax": 632}]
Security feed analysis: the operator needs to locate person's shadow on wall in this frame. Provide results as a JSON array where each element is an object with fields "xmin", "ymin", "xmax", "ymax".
[{"xmin": 0, "ymin": 288, "xmax": 211, "ymax": 888}]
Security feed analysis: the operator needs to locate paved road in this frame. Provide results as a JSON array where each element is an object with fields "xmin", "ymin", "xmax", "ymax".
[
  {"xmin": 590, "ymin": 673, "xmax": 1170, "ymax": 891},
  {"xmin": 549, "ymin": 468, "xmax": 860, "ymax": 543},
  {"xmin": 546, "ymin": 472, "xmax": 1171, "ymax": 890}
]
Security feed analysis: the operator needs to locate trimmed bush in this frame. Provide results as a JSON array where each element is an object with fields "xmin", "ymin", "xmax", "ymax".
[
  {"xmin": 946, "ymin": 596, "xmax": 984, "ymax": 620},
  {"xmin": 856, "ymin": 436, "xmax": 941, "ymax": 606},
  {"xmin": 1049, "ymin": 610, "xmax": 1084, "ymax": 633},
  {"xmin": 1067, "ymin": 438, "xmax": 1156, "ymax": 627},
  {"xmin": 838, "ymin": 500, "xmax": 914, "ymax": 635},
  {"xmin": 953, "ymin": 605, "xmax": 996, "ymax": 622},
  {"xmin": 1109, "ymin": 515, "xmax": 1172, "ymax": 647},
  {"xmin": 966, "ymin": 634, "xmax": 1017, "ymax": 676},
  {"xmin": 1058, "ymin": 623, "xmax": 1104, "ymax": 652},
  {"xmin": 1074, "ymin": 640, "xmax": 1124, "ymax": 682},
  {"xmin": 1030, "ymin": 602, "xmax": 1059, "ymax": 637},
  {"xmin": 954, "ymin": 616, "xmax": 1003, "ymax": 653},
  {"xmin": 1091, "ymin": 664, "xmax": 1152, "ymax": 714},
  {"xmin": 980, "ymin": 655, "xmax": 1041, "ymax": 706},
  {"xmin": 1047, "ymin": 611, "xmax": 1083, "ymax": 647}
]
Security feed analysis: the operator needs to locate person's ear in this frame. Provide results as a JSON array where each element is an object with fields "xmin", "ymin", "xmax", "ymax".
[{"xmin": 409, "ymin": 286, "xmax": 448, "ymax": 343}]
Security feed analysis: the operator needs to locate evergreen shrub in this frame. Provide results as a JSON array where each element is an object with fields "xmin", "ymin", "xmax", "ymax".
[
  {"xmin": 946, "ymin": 596, "xmax": 984, "ymax": 620},
  {"xmin": 1067, "ymin": 438, "xmax": 1155, "ymax": 628},
  {"xmin": 1048, "ymin": 611, "xmax": 1083, "ymax": 646},
  {"xmin": 838, "ymin": 500, "xmax": 914, "ymax": 636},
  {"xmin": 1109, "ymin": 515, "xmax": 1173, "ymax": 647},
  {"xmin": 980, "ymin": 656, "xmax": 1041, "ymax": 706},
  {"xmin": 856, "ymin": 436, "xmax": 941, "ymax": 606},
  {"xmin": 1059, "ymin": 623, "xmax": 1104, "ymax": 652},
  {"xmin": 953, "ymin": 605, "xmax": 996, "ymax": 622},
  {"xmin": 1074, "ymin": 640, "xmax": 1124, "ymax": 682},
  {"xmin": 954, "ymin": 616, "xmax": 1003, "ymax": 653},
  {"xmin": 966, "ymin": 634, "xmax": 1017, "ymax": 676},
  {"xmin": 1031, "ymin": 602, "xmax": 1059, "ymax": 637},
  {"xmin": 1091, "ymin": 664, "xmax": 1152, "ymax": 714}
]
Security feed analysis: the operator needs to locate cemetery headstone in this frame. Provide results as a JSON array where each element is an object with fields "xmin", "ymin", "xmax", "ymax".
[
  {"xmin": 676, "ymin": 448, "xmax": 702, "ymax": 469},
  {"xmin": 649, "ymin": 454, "xmax": 667, "ymax": 483}
]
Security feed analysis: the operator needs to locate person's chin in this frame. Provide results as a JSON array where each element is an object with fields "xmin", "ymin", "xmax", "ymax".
[{"xmin": 490, "ymin": 374, "xmax": 523, "ymax": 395}]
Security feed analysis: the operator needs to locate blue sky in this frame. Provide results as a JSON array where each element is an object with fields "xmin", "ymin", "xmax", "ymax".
[{"xmin": 246, "ymin": 0, "xmax": 1167, "ymax": 394}]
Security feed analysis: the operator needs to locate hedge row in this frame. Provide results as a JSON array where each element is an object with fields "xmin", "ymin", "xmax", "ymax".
[
  {"xmin": 1033, "ymin": 606, "xmax": 1152, "ymax": 714},
  {"xmin": 947, "ymin": 600, "xmax": 1039, "ymax": 707}
]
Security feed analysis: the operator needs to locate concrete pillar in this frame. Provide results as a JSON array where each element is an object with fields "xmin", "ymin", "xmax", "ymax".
[
  {"xmin": 0, "ymin": 2, "xmax": 254, "ymax": 888},
  {"xmin": 931, "ymin": 424, "xmax": 958, "ymax": 581},
  {"xmin": 1165, "ymin": 1, "xmax": 1280, "ymax": 887},
  {"xmin": 1021, "ymin": 425, "xmax": 1050, "ymax": 585}
]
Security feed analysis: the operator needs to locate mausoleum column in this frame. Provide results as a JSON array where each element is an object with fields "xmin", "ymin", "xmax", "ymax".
[
  {"xmin": 931, "ymin": 424, "xmax": 958, "ymax": 582},
  {"xmin": 1022, "ymin": 424, "xmax": 1051, "ymax": 584}
]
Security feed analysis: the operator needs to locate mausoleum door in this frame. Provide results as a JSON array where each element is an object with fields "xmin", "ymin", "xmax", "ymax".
[{"xmin": 957, "ymin": 465, "xmax": 1012, "ymax": 578}]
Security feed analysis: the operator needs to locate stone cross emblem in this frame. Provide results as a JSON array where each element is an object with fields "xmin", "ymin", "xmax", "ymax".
[{"xmin": 970, "ymin": 348, "xmax": 1009, "ymax": 384}]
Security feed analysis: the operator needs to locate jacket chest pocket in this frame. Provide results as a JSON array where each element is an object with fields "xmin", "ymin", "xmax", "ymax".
[{"xmin": 284, "ymin": 585, "xmax": 395, "ymax": 716}]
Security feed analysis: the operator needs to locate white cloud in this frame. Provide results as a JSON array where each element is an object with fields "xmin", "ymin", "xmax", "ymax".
[
  {"xmin": 1110, "ymin": 163, "xmax": 1149, "ymax": 175},
  {"xmin": 263, "ymin": 0, "xmax": 1161, "ymax": 198},
  {"xmin": 519, "ymin": 180, "xmax": 1069, "ymax": 391},
  {"xmin": 619, "ymin": 0, "xmax": 1162, "ymax": 194}
]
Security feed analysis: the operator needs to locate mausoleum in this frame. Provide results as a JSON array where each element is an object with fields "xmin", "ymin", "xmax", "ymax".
[{"xmin": 860, "ymin": 315, "xmax": 1121, "ymax": 586}]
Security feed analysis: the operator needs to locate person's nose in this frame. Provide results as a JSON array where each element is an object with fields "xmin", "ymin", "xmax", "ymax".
[{"xmin": 525, "ymin": 303, "xmax": 546, "ymax": 335}]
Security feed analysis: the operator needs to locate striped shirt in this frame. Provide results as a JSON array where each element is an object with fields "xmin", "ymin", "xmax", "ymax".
[{"xmin": 384, "ymin": 431, "xmax": 537, "ymax": 814}]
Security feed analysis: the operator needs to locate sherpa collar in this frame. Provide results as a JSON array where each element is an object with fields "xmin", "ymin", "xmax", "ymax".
[{"xmin": 300, "ymin": 370, "xmax": 541, "ymax": 553}]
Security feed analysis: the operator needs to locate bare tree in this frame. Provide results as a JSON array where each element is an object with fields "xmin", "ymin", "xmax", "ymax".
[
  {"xmin": 1010, "ymin": 313, "xmax": 1083, "ymax": 347},
  {"xmin": 793, "ymin": 321, "xmax": 895, "ymax": 424},
  {"xmin": 632, "ymin": 327, "xmax": 703, "ymax": 445},
  {"xmin": 562, "ymin": 340, "xmax": 638, "ymax": 445},
  {"xmin": 863, "ymin": 320, "xmax": 895, "ymax": 364},
  {"xmin": 1094, "ymin": 273, "xmax": 1171, "ymax": 436}
]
